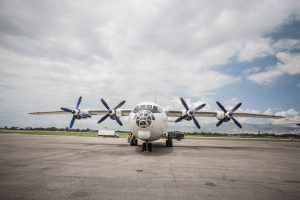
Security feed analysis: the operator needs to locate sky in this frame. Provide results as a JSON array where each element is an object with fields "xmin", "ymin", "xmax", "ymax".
[{"xmin": 0, "ymin": 0, "xmax": 300, "ymax": 130}]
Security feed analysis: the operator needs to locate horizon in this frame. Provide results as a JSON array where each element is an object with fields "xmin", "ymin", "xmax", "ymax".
[{"xmin": 1, "ymin": 1, "xmax": 300, "ymax": 130}]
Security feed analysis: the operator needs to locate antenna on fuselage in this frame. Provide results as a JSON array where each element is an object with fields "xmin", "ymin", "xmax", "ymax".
[{"xmin": 154, "ymin": 92, "xmax": 157, "ymax": 104}]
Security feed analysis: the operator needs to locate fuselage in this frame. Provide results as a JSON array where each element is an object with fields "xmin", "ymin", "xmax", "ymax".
[{"xmin": 128, "ymin": 102, "xmax": 168, "ymax": 142}]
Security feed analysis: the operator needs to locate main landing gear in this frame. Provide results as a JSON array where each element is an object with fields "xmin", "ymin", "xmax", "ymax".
[
  {"xmin": 130, "ymin": 137, "xmax": 138, "ymax": 146},
  {"xmin": 166, "ymin": 137, "xmax": 173, "ymax": 147},
  {"xmin": 142, "ymin": 142, "xmax": 152, "ymax": 152}
]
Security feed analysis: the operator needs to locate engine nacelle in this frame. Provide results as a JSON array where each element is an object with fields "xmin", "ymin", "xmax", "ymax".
[
  {"xmin": 76, "ymin": 109, "xmax": 91, "ymax": 119},
  {"xmin": 216, "ymin": 112, "xmax": 225, "ymax": 120},
  {"xmin": 216, "ymin": 112, "xmax": 231, "ymax": 122},
  {"xmin": 181, "ymin": 110, "xmax": 192, "ymax": 121}
]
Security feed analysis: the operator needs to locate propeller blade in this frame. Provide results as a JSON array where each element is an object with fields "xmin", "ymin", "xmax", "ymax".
[
  {"xmin": 194, "ymin": 103, "xmax": 206, "ymax": 111},
  {"xmin": 216, "ymin": 101, "xmax": 227, "ymax": 113},
  {"xmin": 101, "ymin": 99, "xmax": 110, "ymax": 110},
  {"xmin": 192, "ymin": 116, "xmax": 201, "ymax": 129},
  {"xmin": 98, "ymin": 114, "xmax": 109, "ymax": 124},
  {"xmin": 114, "ymin": 100, "xmax": 126, "ymax": 110},
  {"xmin": 70, "ymin": 116, "xmax": 76, "ymax": 128},
  {"xmin": 113, "ymin": 114, "xmax": 123, "ymax": 126},
  {"xmin": 231, "ymin": 103, "xmax": 242, "ymax": 112},
  {"xmin": 216, "ymin": 118, "xmax": 225, "ymax": 127},
  {"xmin": 232, "ymin": 117, "xmax": 242, "ymax": 128},
  {"xmin": 180, "ymin": 97, "xmax": 190, "ymax": 110},
  {"xmin": 76, "ymin": 96, "xmax": 82, "ymax": 109},
  {"xmin": 175, "ymin": 114, "xmax": 188, "ymax": 123},
  {"xmin": 61, "ymin": 107, "xmax": 74, "ymax": 113}
]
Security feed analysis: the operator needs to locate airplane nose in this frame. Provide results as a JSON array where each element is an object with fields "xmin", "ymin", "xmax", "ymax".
[{"xmin": 135, "ymin": 110, "xmax": 154, "ymax": 128}]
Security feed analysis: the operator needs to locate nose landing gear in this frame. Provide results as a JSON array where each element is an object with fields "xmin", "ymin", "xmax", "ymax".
[{"xmin": 142, "ymin": 142, "xmax": 152, "ymax": 152}]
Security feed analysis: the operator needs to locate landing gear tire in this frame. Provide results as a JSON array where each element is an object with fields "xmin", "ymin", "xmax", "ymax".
[
  {"xmin": 130, "ymin": 137, "xmax": 138, "ymax": 146},
  {"xmin": 147, "ymin": 143, "xmax": 152, "ymax": 152},
  {"xmin": 130, "ymin": 138, "xmax": 134, "ymax": 146},
  {"xmin": 166, "ymin": 138, "xmax": 173, "ymax": 147},
  {"xmin": 142, "ymin": 142, "xmax": 152, "ymax": 152},
  {"xmin": 134, "ymin": 139, "xmax": 138, "ymax": 146}
]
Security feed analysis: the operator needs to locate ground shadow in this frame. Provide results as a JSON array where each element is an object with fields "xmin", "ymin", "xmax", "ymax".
[{"xmin": 134, "ymin": 141, "xmax": 174, "ymax": 156}]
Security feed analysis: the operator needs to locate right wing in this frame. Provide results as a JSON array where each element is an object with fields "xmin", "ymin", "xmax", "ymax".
[
  {"xmin": 164, "ymin": 110, "xmax": 217, "ymax": 118},
  {"xmin": 29, "ymin": 111, "xmax": 67, "ymax": 115}
]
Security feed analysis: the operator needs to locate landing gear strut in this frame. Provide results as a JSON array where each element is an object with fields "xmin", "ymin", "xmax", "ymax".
[
  {"xmin": 142, "ymin": 142, "xmax": 152, "ymax": 152},
  {"xmin": 166, "ymin": 136, "xmax": 173, "ymax": 147}
]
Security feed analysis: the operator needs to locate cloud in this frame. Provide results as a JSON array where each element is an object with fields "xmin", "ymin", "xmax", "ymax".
[
  {"xmin": 272, "ymin": 38, "xmax": 300, "ymax": 50},
  {"xmin": 237, "ymin": 37, "xmax": 273, "ymax": 62},
  {"xmin": 1, "ymin": 0, "xmax": 300, "ymax": 128},
  {"xmin": 238, "ymin": 38, "xmax": 300, "ymax": 63},
  {"xmin": 275, "ymin": 108, "xmax": 299, "ymax": 117},
  {"xmin": 247, "ymin": 52, "xmax": 300, "ymax": 85}
]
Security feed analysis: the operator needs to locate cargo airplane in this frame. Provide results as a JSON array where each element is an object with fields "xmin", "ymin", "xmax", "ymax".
[{"xmin": 29, "ymin": 97, "xmax": 284, "ymax": 152}]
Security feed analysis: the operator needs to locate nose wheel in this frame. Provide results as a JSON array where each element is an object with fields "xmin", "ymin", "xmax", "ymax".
[{"xmin": 142, "ymin": 142, "xmax": 152, "ymax": 152}]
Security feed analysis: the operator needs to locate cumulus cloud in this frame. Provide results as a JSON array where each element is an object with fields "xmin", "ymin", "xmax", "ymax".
[
  {"xmin": 237, "ymin": 37, "xmax": 273, "ymax": 62},
  {"xmin": 247, "ymin": 52, "xmax": 300, "ymax": 85},
  {"xmin": 1, "ymin": 0, "xmax": 300, "ymax": 128},
  {"xmin": 272, "ymin": 38, "xmax": 300, "ymax": 51}
]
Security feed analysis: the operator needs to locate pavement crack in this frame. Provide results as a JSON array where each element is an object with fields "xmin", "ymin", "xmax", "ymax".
[{"xmin": 169, "ymin": 163, "xmax": 176, "ymax": 182}]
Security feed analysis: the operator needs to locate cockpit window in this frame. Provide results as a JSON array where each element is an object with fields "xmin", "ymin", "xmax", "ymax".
[
  {"xmin": 146, "ymin": 105, "xmax": 152, "ymax": 109},
  {"xmin": 132, "ymin": 104, "xmax": 162, "ymax": 113},
  {"xmin": 140, "ymin": 105, "xmax": 146, "ymax": 109}
]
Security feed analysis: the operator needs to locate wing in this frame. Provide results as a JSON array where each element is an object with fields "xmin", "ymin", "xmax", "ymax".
[
  {"xmin": 29, "ymin": 111, "xmax": 67, "ymax": 115},
  {"xmin": 165, "ymin": 110, "xmax": 284, "ymax": 119},
  {"xmin": 88, "ymin": 109, "xmax": 132, "ymax": 116},
  {"xmin": 232, "ymin": 113, "xmax": 284, "ymax": 119},
  {"xmin": 29, "ymin": 109, "xmax": 132, "ymax": 116},
  {"xmin": 164, "ymin": 110, "xmax": 217, "ymax": 118}
]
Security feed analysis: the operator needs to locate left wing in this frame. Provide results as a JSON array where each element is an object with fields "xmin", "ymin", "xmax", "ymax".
[{"xmin": 165, "ymin": 110, "xmax": 217, "ymax": 118}]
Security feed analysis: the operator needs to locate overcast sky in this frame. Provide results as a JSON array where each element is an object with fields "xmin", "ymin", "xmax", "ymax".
[{"xmin": 1, "ymin": 0, "xmax": 300, "ymax": 130}]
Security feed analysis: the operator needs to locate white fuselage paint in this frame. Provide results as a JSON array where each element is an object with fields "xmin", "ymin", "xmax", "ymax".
[{"xmin": 127, "ymin": 102, "xmax": 168, "ymax": 142}]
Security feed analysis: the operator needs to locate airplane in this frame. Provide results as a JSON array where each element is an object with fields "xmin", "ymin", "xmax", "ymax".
[{"xmin": 29, "ymin": 96, "xmax": 284, "ymax": 152}]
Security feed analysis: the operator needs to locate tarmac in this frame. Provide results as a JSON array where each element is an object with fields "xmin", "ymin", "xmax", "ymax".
[{"xmin": 0, "ymin": 134, "xmax": 300, "ymax": 200}]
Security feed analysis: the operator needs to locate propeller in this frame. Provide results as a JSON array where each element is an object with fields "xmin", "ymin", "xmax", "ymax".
[
  {"xmin": 216, "ymin": 101, "xmax": 242, "ymax": 128},
  {"xmin": 98, "ymin": 98, "xmax": 126, "ymax": 126},
  {"xmin": 60, "ymin": 96, "xmax": 91, "ymax": 128},
  {"xmin": 175, "ymin": 97, "xmax": 206, "ymax": 129}
]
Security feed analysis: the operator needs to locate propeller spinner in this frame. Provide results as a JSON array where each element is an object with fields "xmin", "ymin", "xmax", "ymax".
[
  {"xmin": 60, "ymin": 96, "xmax": 91, "ymax": 128},
  {"xmin": 98, "ymin": 99, "xmax": 126, "ymax": 126},
  {"xmin": 175, "ymin": 97, "xmax": 206, "ymax": 129},
  {"xmin": 216, "ymin": 101, "xmax": 242, "ymax": 128}
]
